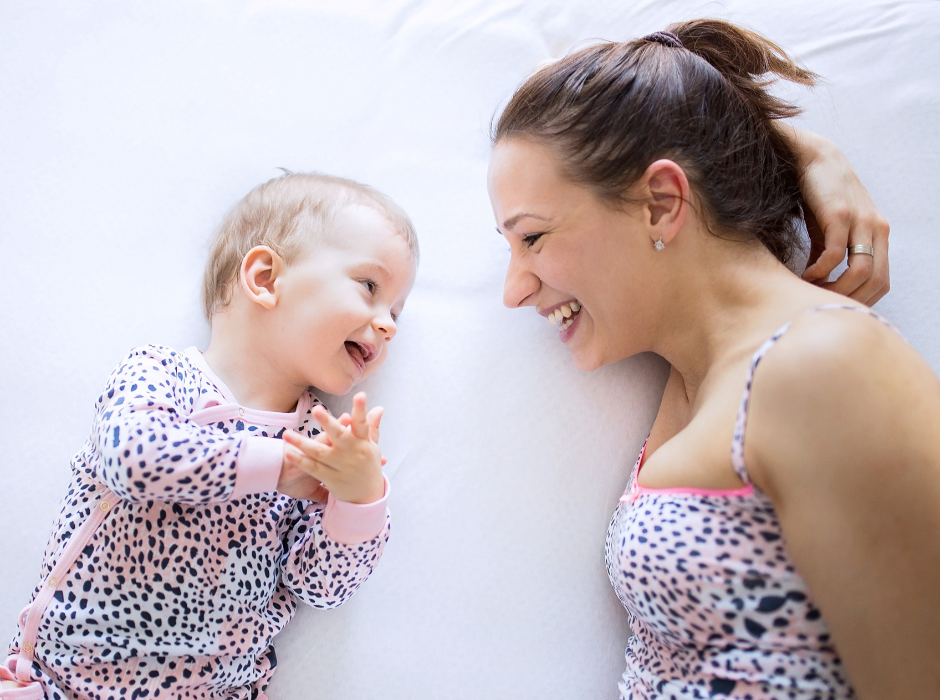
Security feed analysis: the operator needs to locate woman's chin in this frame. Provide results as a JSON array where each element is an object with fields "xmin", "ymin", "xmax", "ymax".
[{"xmin": 570, "ymin": 347, "xmax": 604, "ymax": 372}]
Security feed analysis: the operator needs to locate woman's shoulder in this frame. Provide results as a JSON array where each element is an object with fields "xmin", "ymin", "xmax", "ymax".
[
  {"xmin": 750, "ymin": 303, "xmax": 923, "ymax": 424},
  {"xmin": 744, "ymin": 303, "xmax": 939, "ymax": 490}
]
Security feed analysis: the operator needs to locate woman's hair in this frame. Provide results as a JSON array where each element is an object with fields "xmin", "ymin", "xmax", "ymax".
[
  {"xmin": 202, "ymin": 172, "xmax": 418, "ymax": 320},
  {"xmin": 492, "ymin": 19, "xmax": 817, "ymax": 264}
]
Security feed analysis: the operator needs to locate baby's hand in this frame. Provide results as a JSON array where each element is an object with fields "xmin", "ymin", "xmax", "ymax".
[
  {"xmin": 276, "ymin": 455, "xmax": 330, "ymax": 503},
  {"xmin": 282, "ymin": 392, "xmax": 386, "ymax": 504}
]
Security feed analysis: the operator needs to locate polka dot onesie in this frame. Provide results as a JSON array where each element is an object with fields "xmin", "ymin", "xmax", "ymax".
[{"xmin": 7, "ymin": 346, "xmax": 390, "ymax": 700}]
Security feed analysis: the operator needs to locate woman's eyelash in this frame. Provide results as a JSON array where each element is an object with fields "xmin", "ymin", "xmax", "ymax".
[{"xmin": 522, "ymin": 232, "xmax": 546, "ymax": 247}]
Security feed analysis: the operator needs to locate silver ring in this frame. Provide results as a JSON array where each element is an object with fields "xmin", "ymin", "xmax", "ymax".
[{"xmin": 847, "ymin": 245, "xmax": 874, "ymax": 256}]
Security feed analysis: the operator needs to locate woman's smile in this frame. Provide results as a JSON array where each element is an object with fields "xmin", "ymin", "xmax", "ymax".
[{"xmin": 541, "ymin": 299, "xmax": 583, "ymax": 341}]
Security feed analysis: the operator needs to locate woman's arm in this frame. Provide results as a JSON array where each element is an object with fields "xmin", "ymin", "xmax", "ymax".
[
  {"xmin": 783, "ymin": 125, "xmax": 891, "ymax": 305},
  {"xmin": 746, "ymin": 311, "xmax": 940, "ymax": 698}
]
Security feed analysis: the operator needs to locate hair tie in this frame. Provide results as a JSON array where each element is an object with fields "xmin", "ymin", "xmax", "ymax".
[{"xmin": 641, "ymin": 31, "xmax": 683, "ymax": 49}]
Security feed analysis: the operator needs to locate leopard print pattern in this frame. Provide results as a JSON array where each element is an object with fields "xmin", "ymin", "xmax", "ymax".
[
  {"xmin": 8, "ymin": 346, "xmax": 389, "ymax": 699},
  {"xmin": 605, "ymin": 306, "xmax": 895, "ymax": 699}
]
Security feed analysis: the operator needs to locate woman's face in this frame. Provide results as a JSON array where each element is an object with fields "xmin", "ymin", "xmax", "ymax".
[{"xmin": 487, "ymin": 138, "xmax": 659, "ymax": 371}]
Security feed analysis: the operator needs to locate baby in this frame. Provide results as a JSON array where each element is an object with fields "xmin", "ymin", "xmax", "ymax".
[{"xmin": 2, "ymin": 173, "xmax": 418, "ymax": 699}]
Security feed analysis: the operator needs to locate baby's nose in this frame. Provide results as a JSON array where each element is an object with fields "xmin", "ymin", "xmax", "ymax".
[{"xmin": 375, "ymin": 316, "xmax": 396, "ymax": 340}]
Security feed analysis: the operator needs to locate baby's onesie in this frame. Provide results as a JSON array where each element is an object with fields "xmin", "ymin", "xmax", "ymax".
[{"xmin": 8, "ymin": 345, "xmax": 389, "ymax": 700}]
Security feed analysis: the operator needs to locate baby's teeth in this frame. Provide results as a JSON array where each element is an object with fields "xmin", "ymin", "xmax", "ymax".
[
  {"xmin": 571, "ymin": 301, "xmax": 580, "ymax": 312},
  {"xmin": 561, "ymin": 304, "xmax": 572, "ymax": 318}
]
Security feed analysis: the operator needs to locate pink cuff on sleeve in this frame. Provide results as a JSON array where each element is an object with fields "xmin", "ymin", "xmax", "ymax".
[
  {"xmin": 231, "ymin": 436, "xmax": 284, "ymax": 498},
  {"xmin": 321, "ymin": 476, "xmax": 390, "ymax": 545}
]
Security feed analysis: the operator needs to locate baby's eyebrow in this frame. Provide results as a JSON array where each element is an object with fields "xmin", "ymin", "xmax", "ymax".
[{"xmin": 355, "ymin": 261, "xmax": 392, "ymax": 279}]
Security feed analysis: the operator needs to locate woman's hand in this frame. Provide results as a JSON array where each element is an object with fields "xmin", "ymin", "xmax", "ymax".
[
  {"xmin": 785, "ymin": 125, "xmax": 890, "ymax": 305},
  {"xmin": 282, "ymin": 392, "xmax": 386, "ymax": 504}
]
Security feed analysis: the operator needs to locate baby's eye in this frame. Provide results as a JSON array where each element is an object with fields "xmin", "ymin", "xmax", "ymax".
[
  {"xmin": 522, "ymin": 233, "xmax": 545, "ymax": 248},
  {"xmin": 361, "ymin": 279, "xmax": 378, "ymax": 294}
]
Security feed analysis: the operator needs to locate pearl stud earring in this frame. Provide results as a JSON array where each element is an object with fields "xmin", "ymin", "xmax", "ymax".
[{"xmin": 653, "ymin": 237, "xmax": 665, "ymax": 251}]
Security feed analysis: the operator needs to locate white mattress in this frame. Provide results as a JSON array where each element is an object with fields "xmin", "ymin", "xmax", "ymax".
[{"xmin": 1, "ymin": 1, "xmax": 937, "ymax": 698}]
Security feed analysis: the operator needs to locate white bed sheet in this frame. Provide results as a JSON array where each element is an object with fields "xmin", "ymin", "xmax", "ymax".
[{"xmin": 1, "ymin": 1, "xmax": 937, "ymax": 698}]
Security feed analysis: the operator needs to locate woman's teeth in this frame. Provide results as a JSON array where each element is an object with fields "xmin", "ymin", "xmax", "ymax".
[{"xmin": 547, "ymin": 301, "xmax": 581, "ymax": 331}]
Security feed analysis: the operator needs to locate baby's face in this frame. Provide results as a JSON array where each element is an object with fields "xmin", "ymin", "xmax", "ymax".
[{"xmin": 273, "ymin": 204, "xmax": 416, "ymax": 395}]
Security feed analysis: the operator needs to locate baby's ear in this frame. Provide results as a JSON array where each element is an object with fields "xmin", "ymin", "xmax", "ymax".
[{"xmin": 240, "ymin": 245, "xmax": 282, "ymax": 309}]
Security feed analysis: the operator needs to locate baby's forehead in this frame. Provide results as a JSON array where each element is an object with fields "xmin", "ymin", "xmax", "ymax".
[{"xmin": 322, "ymin": 204, "xmax": 416, "ymax": 260}]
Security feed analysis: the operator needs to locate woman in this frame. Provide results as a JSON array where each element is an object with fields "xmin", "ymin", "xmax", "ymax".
[{"xmin": 487, "ymin": 19, "xmax": 939, "ymax": 700}]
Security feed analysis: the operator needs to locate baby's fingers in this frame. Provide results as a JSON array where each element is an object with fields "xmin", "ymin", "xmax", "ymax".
[
  {"xmin": 284, "ymin": 429, "xmax": 335, "ymax": 463},
  {"xmin": 349, "ymin": 392, "xmax": 369, "ymax": 439},
  {"xmin": 311, "ymin": 405, "xmax": 351, "ymax": 444},
  {"xmin": 284, "ymin": 442, "xmax": 336, "ymax": 477},
  {"xmin": 367, "ymin": 406, "xmax": 384, "ymax": 444}
]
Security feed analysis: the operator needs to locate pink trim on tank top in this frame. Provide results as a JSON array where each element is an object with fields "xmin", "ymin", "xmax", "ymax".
[{"xmin": 619, "ymin": 439, "xmax": 753, "ymax": 503}]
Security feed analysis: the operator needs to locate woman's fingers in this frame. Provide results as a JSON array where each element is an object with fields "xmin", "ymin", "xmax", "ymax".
[
  {"xmin": 840, "ymin": 229, "xmax": 890, "ymax": 305},
  {"xmin": 817, "ymin": 214, "xmax": 890, "ymax": 305},
  {"xmin": 824, "ymin": 245, "xmax": 873, "ymax": 298},
  {"xmin": 802, "ymin": 210, "xmax": 849, "ymax": 284},
  {"xmin": 793, "ymin": 129, "xmax": 891, "ymax": 302}
]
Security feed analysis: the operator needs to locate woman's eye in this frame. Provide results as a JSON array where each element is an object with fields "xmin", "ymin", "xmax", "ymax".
[{"xmin": 522, "ymin": 233, "xmax": 545, "ymax": 248}]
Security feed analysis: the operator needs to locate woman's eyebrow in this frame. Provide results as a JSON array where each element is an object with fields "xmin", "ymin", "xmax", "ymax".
[{"xmin": 502, "ymin": 212, "xmax": 551, "ymax": 230}]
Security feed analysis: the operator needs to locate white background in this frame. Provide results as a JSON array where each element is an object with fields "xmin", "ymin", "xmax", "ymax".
[{"xmin": 1, "ymin": 1, "xmax": 937, "ymax": 698}]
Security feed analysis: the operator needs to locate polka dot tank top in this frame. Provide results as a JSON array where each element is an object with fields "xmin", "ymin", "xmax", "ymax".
[{"xmin": 605, "ymin": 305, "xmax": 894, "ymax": 699}]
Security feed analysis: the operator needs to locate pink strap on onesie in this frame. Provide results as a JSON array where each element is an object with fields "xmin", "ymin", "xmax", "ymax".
[{"xmin": 3, "ymin": 488, "xmax": 119, "ymax": 695}]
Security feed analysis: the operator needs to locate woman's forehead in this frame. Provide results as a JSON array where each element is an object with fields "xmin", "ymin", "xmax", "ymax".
[{"xmin": 490, "ymin": 140, "xmax": 604, "ymax": 227}]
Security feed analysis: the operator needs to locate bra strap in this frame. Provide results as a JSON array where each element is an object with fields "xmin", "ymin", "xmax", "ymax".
[{"xmin": 730, "ymin": 304, "xmax": 898, "ymax": 485}]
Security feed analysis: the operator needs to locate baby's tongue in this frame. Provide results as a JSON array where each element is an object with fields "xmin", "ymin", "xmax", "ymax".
[{"xmin": 345, "ymin": 341, "xmax": 364, "ymax": 365}]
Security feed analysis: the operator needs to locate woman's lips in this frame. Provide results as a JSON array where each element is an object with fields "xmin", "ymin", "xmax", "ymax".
[
  {"xmin": 558, "ymin": 307, "xmax": 582, "ymax": 343},
  {"xmin": 543, "ymin": 300, "xmax": 582, "ymax": 337}
]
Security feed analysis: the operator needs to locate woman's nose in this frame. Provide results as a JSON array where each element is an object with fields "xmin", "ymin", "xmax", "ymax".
[{"xmin": 503, "ymin": 254, "xmax": 539, "ymax": 308}]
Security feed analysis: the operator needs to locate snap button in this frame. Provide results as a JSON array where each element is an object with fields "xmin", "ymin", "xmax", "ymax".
[
  {"xmin": 100, "ymin": 501, "xmax": 111, "ymax": 512},
  {"xmin": 22, "ymin": 643, "xmax": 33, "ymax": 654},
  {"xmin": 47, "ymin": 577, "xmax": 57, "ymax": 589},
  {"xmin": 238, "ymin": 408, "xmax": 245, "ymax": 417}
]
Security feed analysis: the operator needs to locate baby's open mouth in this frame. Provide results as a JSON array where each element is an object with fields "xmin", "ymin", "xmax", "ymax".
[
  {"xmin": 547, "ymin": 300, "xmax": 581, "ymax": 332},
  {"xmin": 345, "ymin": 341, "xmax": 376, "ymax": 370}
]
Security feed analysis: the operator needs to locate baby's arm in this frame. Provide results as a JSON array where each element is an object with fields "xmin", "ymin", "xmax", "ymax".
[
  {"xmin": 87, "ymin": 346, "xmax": 283, "ymax": 505},
  {"xmin": 278, "ymin": 393, "xmax": 391, "ymax": 607}
]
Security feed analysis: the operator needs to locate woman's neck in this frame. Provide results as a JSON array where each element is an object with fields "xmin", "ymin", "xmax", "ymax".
[{"xmin": 649, "ymin": 240, "xmax": 828, "ymax": 406}]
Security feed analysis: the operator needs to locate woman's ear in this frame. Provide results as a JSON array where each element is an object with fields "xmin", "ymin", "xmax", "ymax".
[
  {"xmin": 641, "ymin": 159, "xmax": 690, "ymax": 246},
  {"xmin": 240, "ymin": 246, "xmax": 283, "ymax": 309}
]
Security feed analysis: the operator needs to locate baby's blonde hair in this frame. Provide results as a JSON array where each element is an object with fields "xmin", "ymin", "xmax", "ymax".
[{"xmin": 202, "ymin": 172, "xmax": 418, "ymax": 320}]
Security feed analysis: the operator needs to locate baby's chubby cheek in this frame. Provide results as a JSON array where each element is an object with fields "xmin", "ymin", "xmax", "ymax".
[{"xmin": 357, "ymin": 346, "xmax": 389, "ymax": 384}]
